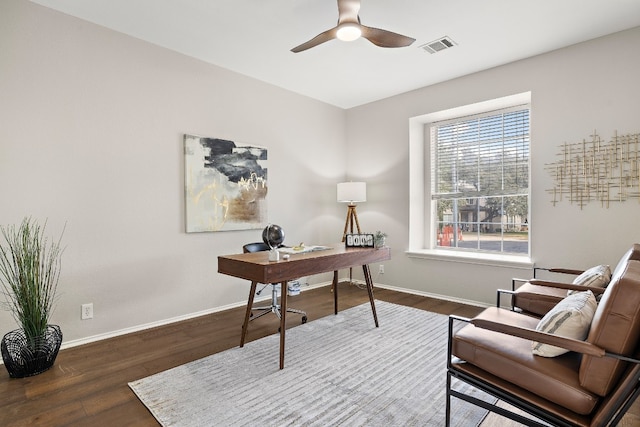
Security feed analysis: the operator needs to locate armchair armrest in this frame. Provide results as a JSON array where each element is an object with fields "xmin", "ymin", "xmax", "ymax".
[
  {"xmin": 512, "ymin": 277, "xmax": 582, "ymax": 291},
  {"xmin": 528, "ymin": 279, "xmax": 606, "ymax": 295},
  {"xmin": 496, "ymin": 288, "xmax": 515, "ymax": 309},
  {"xmin": 447, "ymin": 315, "xmax": 471, "ymax": 368},
  {"xmin": 534, "ymin": 266, "xmax": 584, "ymax": 278},
  {"xmin": 511, "ymin": 277, "xmax": 606, "ymax": 294},
  {"xmin": 511, "ymin": 277, "xmax": 529, "ymax": 291}
]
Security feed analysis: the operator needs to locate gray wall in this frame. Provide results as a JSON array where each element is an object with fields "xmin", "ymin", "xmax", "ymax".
[
  {"xmin": 2, "ymin": 0, "xmax": 640, "ymax": 346},
  {"xmin": 346, "ymin": 26, "xmax": 640, "ymax": 303},
  {"xmin": 1, "ymin": 0, "xmax": 347, "ymax": 344}
]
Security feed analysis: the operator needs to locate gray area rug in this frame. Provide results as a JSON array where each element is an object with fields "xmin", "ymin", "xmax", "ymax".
[{"xmin": 129, "ymin": 301, "xmax": 494, "ymax": 426}]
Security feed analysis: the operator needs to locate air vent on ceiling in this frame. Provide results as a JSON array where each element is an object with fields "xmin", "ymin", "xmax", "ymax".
[{"xmin": 420, "ymin": 36, "xmax": 457, "ymax": 54}]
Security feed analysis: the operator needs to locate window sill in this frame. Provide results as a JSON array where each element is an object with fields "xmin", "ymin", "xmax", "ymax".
[{"xmin": 406, "ymin": 248, "xmax": 533, "ymax": 270}]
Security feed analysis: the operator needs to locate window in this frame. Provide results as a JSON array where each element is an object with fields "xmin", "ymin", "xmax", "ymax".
[{"xmin": 430, "ymin": 106, "xmax": 530, "ymax": 255}]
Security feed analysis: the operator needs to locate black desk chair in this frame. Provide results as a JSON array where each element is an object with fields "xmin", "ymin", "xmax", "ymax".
[{"xmin": 243, "ymin": 242, "xmax": 307, "ymax": 326}]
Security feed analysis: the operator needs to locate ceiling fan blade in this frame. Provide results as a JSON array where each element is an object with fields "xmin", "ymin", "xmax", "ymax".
[
  {"xmin": 360, "ymin": 25, "xmax": 416, "ymax": 48},
  {"xmin": 291, "ymin": 27, "xmax": 338, "ymax": 53}
]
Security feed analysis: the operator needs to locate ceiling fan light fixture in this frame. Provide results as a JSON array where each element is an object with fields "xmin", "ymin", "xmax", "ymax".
[
  {"xmin": 290, "ymin": 0, "xmax": 414, "ymax": 52},
  {"xmin": 336, "ymin": 23, "xmax": 361, "ymax": 42}
]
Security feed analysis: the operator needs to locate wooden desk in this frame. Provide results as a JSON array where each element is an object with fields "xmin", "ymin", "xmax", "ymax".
[{"xmin": 217, "ymin": 244, "xmax": 391, "ymax": 369}]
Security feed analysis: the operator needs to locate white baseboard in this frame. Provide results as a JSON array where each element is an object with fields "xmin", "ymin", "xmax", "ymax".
[
  {"xmin": 58, "ymin": 281, "xmax": 330, "ymax": 351},
  {"xmin": 364, "ymin": 280, "xmax": 490, "ymax": 309},
  {"xmin": 3, "ymin": 279, "xmax": 487, "ymax": 359}
]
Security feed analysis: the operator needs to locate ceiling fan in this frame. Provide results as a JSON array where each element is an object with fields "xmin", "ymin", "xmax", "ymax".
[{"xmin": 291, "ymin": 0, "xmax": 416, "ymax": 53}]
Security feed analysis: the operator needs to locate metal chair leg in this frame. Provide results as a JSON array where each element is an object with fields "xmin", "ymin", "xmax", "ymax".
[{"xmin": 250, "ymin": 284, "xmax": 307, "ymax": 324}]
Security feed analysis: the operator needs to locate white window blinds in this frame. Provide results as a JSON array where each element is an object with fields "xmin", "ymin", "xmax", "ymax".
[{"xmin": 431, "ymin": 107, "xmax": 530, "ymax": 199}]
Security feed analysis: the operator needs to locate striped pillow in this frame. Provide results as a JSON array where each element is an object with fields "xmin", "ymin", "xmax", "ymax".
[
  {"xmin": 532, "ymin": 290, "xmax": 597, "ymax": 357},
  {"xmin": 567, "ymin": 264, "xmax": 611, "ymax": 296}
]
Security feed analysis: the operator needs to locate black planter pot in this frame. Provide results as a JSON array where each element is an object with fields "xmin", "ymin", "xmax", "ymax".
[{"xmin": 1, "ymin": 325, "xmax": 62, "ymax": 378}]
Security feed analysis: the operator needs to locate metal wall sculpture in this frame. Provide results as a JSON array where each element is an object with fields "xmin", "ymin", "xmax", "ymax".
[{"xmin": 546, "ymin": 131, "xmax": 640, "ymax": 208}]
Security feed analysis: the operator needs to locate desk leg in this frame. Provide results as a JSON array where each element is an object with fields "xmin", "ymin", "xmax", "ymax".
[
  {"xmin": 333, "ymin": 270, "xmax": 339, "ymax": 315},
  {"xmin": 279, "ymin": 280, "xmax": 288, "ymax": 370},
  {"xmin": 241, "ymin": 281, "xmax": 258, "ymax": 347},
  {"xmin": 363, "ymin": 265, "xmax": 379, "ymax": 327}
]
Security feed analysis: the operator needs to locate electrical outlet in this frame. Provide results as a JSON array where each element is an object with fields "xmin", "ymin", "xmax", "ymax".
[
  {"xmin": 81, "ymin": 303, "xmax": 93, "ymax": 320},
  {"xmin": 379, "ymin": 265, "xmax": 384, "ymax": 274}
]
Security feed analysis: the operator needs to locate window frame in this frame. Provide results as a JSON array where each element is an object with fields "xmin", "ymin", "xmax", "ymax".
[{"xmin": 408, "ymin": 92, "xmax": 532, "ymax": 267}]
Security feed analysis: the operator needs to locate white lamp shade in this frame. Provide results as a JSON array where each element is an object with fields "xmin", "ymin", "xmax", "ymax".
[{"xmin": 337, "ymin": 182, "xmax": 366, "ymax": 203}]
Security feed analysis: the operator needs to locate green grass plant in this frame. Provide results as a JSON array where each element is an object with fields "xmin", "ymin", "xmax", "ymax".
[{"xmin": 0, "ymin": 218, "xmax": 63, "ymax": 349}]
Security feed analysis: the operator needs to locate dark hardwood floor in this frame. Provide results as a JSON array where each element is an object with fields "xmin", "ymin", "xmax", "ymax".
[{"xmin": 0, "ymin": 283, "xmax": 638, "ymax": 426}]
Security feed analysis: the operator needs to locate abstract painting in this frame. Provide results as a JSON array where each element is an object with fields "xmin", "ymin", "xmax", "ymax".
[{"xmin": 184, "ymin": 134, "xmax": 267, "ymax": 232}]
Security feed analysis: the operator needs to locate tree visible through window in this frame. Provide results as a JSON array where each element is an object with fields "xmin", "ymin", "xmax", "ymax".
[{"xmin": 431, "ymin": 106, "xmax": 530, "ymax": 254}]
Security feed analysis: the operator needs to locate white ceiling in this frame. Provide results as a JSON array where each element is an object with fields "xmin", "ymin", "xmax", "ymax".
[{"xmin": 30, "ymin": 0, "xmax": 640, "ymax": 109}]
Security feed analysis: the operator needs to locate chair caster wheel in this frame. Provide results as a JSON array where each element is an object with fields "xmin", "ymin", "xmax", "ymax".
[{"xmin": 302, "ymin": 316, "xmax": 307, "ymax": 324}]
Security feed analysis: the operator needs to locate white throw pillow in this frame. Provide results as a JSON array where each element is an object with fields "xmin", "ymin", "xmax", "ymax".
[
  {"xmin": 567, "ymin": 264, "xmax": 611, "ymax": 296},
  {"xmin": 532, "ymin": 290, "xmax": 597, "ymax": 357}
]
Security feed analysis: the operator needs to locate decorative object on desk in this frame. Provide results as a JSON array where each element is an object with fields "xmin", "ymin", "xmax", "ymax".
[
  {"xmin": 262, "ymin": 224, "xmax": 284, "ymax": 261},
  {"xmin": 345, "ymin": 233, "xmax": 374, "ymax": 248},
  {"xmin": 337, "ymin": 181, "xmax": 366, "ymax": 242},
  {"xmin": 278, "ymin": 245, "xmax": 331, "ymax": 254},
  {"xmin": 184, "ymin": 134, "xmax": 268, "ymax": 233},
  {"xmin": 374, "ymin": 231, "xmax": 387, "ymax": 248},
  {"xmin": 129, "ymin": 302, "xmax": 493, "ymax": 427},
  {"xmin": 0, "ymin": 218, "xmax": 64, "ymax": 378}
]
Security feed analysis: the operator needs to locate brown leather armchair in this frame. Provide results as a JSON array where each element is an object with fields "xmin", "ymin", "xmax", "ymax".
[
  {"xmin": 507, "ymin": 244, "xmax": 640, "ymax": 317},
  {"xmin": 446, "ymin": 257, "xmax": 640, "ymax": 426}
]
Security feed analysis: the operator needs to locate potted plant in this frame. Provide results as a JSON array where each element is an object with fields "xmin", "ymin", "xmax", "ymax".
[
  {"xmin": 0, "ymin": 217, "xmax": 64, "ymax": 378},
  {"xmin": 374, "ymin": 231, "xmax": 387, "ymax": 248}
]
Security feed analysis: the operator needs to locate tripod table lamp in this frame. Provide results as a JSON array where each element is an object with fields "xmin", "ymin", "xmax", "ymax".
[{"xmin": 337, "ymin": 181, "xmax": 366, "ymax": 242}]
